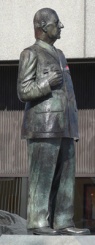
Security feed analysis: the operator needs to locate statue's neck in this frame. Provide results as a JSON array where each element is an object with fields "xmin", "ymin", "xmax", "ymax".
[{"xmin": 35, "ymin": 30, "xmax": 56, "ymax": 46}]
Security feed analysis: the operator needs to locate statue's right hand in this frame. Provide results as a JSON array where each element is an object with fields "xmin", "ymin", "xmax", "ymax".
[{"xmin": 48, "ymin": 70, "xmax": 63, "ymax": 88}]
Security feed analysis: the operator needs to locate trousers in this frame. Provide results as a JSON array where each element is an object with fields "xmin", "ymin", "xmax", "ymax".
[{"xmin": 27, "ymin": 138, "xmax": 75, "ymax": 229}]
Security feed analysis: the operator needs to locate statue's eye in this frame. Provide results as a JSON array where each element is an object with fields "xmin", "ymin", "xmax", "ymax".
[{"xmin": 55, "ymin": 20, "xmax": 59, "ymax": 26}]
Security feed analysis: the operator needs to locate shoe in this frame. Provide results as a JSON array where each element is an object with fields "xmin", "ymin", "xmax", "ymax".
[
  {"xmin": 59, "ymin": 227, "xmax": 90, "ymax": 235},
  {"xmin": 31, "ymin": 226, "xmax": 60, "ymax": 235}
]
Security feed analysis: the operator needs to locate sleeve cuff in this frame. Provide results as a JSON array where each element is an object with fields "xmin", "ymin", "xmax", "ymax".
[{"xmin": 39, "ymin": 79, "xmax": 51, "ymax": 96}]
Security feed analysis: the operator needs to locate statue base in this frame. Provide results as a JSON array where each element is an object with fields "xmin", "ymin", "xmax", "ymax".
[{"xmin": 0, "ymin": 235, "xmax": 94, "ymax": 245}]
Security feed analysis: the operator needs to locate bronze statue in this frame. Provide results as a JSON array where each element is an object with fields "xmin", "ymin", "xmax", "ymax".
[{"xmin": 17, "ymin": 8, "xmax": 90, "ymax": 235}]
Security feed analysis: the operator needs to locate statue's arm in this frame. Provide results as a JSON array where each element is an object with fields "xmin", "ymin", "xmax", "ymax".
[{"xmin": 17, "ymin": 49, "xmax": 51, "ymax": 102}]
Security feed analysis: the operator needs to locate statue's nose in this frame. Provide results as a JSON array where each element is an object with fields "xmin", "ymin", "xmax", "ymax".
[{"xmin": 59, "ymin": 21, "xmax": 64, "ymax": 28}]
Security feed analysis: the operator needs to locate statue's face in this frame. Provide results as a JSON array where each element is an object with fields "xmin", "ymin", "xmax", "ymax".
[{"xmin": 45, "ymin": 12, "xmax": 64, "ymax": 41}]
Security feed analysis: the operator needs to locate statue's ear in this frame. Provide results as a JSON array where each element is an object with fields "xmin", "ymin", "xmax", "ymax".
[{"xmin": 41, "ymin": 21, "xmax": 47, "ymax": 32}]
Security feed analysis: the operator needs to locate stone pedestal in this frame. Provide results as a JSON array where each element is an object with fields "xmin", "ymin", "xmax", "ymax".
[{"xmin": 0, "ymin": 235, "xmax": 95, "ymax": 245}]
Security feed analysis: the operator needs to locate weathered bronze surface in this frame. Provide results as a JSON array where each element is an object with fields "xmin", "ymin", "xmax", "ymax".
[{"xmin": 17, "ymin": 8, "xmax": 89, "ymax": 235}]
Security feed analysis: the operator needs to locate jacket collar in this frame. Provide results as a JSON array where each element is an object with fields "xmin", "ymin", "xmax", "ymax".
[{"xmin": 35, "ymin": 39, "xmax": 59, "ymax": 63}]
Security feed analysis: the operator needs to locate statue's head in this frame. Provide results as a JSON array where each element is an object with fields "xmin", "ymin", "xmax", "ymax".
[{"xmin": 33, "ymin": 8, "xmax": 64, "ymax": 44}]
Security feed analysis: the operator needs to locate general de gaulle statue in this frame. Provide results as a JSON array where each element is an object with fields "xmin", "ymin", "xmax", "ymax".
[{"xmin": 17, "ymin": 8, "xmax": 90, "ymax": 235}]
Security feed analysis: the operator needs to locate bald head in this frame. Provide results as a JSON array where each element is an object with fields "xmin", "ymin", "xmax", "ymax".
[{"xmin": 33, "ymin": 8, "xmax": 57, "ymax": 29}]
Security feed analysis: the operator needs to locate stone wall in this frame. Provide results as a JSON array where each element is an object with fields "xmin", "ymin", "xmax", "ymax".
[{"xmin": 0, "ymin": 0, "xmax": 95, "ymax": 59}]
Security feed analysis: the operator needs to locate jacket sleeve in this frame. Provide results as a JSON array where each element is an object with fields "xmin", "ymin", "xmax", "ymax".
[{"xmin": 17, "ymin": 49, "xmax": 51, "ymax": 102}]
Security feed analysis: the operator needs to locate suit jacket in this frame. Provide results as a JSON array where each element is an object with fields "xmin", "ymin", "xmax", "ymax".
[{"xmin": 17, "ymin": 39, "xmax": 79, "ymax": 139}]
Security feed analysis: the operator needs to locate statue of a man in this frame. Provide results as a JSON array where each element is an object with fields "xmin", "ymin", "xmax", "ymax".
[{"xmin": 17, "ymin": 8, "xmax": 90, "ymax": 235}]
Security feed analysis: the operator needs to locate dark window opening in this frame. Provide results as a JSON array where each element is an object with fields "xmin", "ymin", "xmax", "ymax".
[{"xmin": 0, "ymin": 59, "xmax": 95, "ymax": 110}]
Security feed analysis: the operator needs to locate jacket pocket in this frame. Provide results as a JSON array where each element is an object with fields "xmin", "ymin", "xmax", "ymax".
[{"xmin": 34, "ymin": 94, "xmax": 65, "ymax": 113}]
